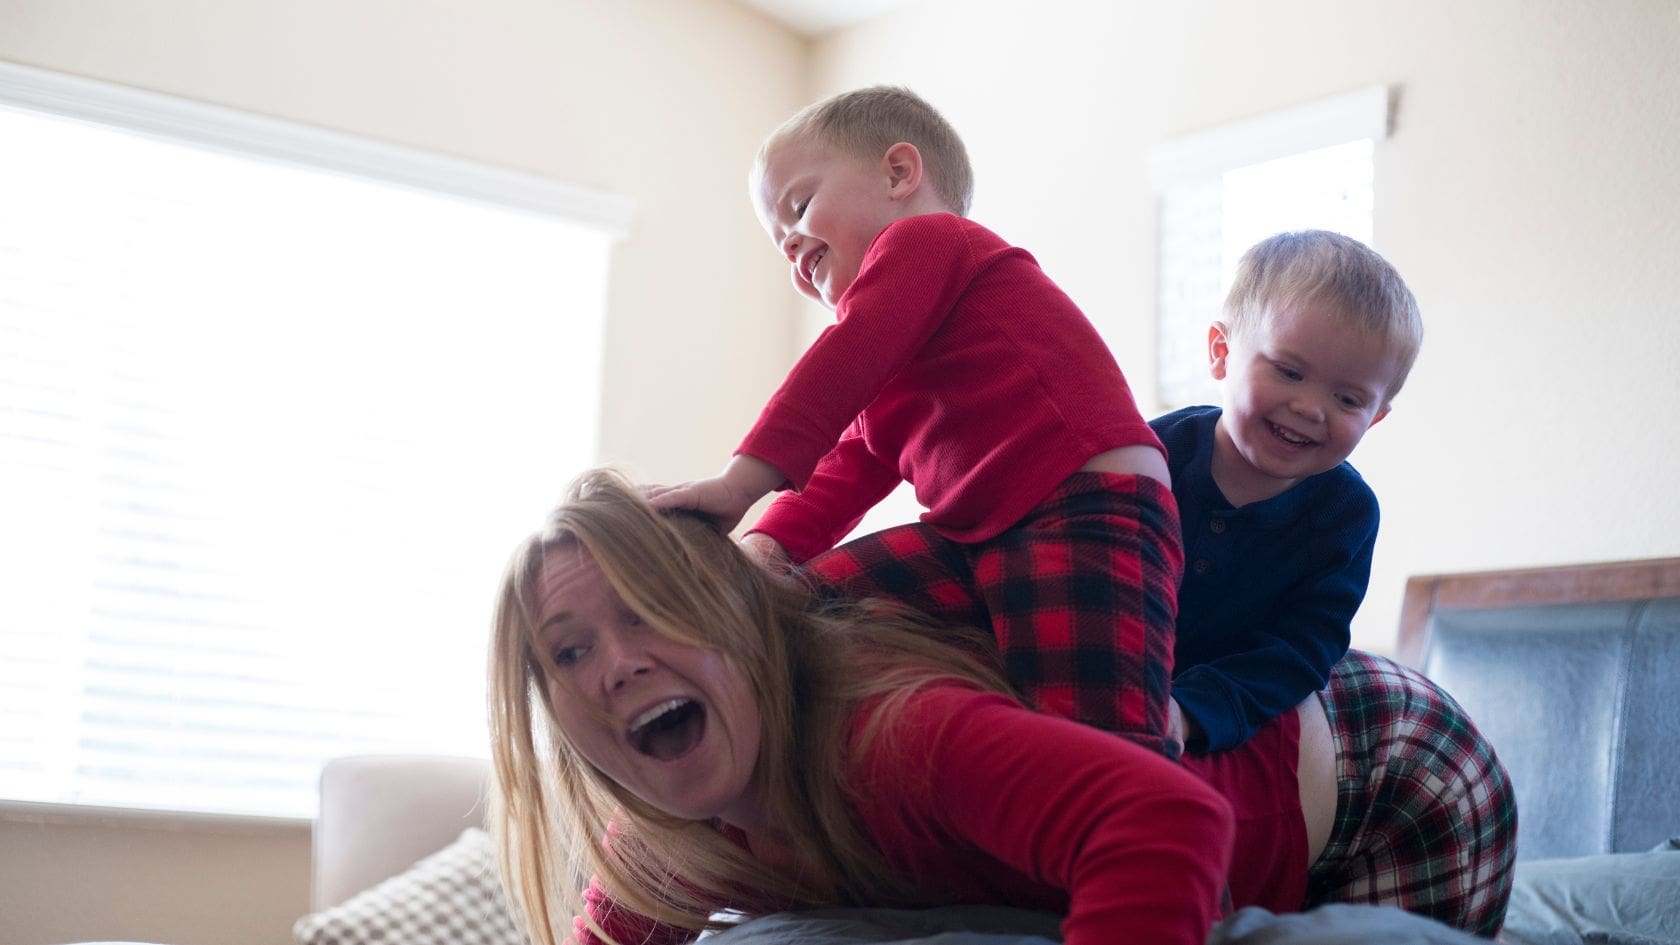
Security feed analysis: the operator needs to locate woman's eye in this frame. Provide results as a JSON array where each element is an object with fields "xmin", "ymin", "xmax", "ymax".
[{"xmin": 551, "ymin": 644, "xmax": 586, "ymax": 667}]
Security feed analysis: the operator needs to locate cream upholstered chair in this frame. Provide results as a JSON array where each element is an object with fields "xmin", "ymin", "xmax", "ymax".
[{"xmin": 310, "ymin": 754, "xmax": 490, "ymax": 910}]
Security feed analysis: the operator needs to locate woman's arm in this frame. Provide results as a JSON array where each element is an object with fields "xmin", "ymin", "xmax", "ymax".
[{"xmin": 854, "ymin": 687, "xmax": 1236, "ymax": 945}]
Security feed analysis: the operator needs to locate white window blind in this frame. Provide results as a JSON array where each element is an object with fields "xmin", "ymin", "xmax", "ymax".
[
  {"xmin": 0, "ymin": 64, "xmax": 630, "ymax": 819},
  {"xmin": 1152, "ymin": 86, "xmax": 1388, "ymax": 409}
]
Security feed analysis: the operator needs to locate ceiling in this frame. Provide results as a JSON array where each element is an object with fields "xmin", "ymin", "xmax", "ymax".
[{"xmin": 732, "ymin": 0, "xmax": 917, "ymax": 37}]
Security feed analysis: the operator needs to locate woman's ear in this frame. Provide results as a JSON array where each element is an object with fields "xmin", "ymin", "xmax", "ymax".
[
  {"xmin": 881, "ymin": 142, "xmax": 924, "ymax": 201},
  {"xmin": 1207, "ymin": 322, "xmax": 1232, "ymax": 381}
]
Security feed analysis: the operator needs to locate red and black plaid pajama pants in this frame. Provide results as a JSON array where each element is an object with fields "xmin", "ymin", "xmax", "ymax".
[
  {"xmin": 1307, "ymin": 650, "xmax": 1518, "ymax": 937},
  {"xmin": 802, "ymin": 472, "xmax": 1184, "ymax": 755}
]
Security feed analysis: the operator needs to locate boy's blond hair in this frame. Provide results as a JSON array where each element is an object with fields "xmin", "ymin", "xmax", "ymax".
[
  {"xmin": 1224, "ymin": 230, "xmax": 1424, "ymax": 402},
  {"xmin": 758, "ymin": 85, "xmax": 974, "ymax": 216}
]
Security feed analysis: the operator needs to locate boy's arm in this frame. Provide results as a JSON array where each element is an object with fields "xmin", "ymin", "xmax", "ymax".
[
  {"xmin": 737, "ymin": 214, "xmax": 978, "ymax": 491},
  {"xmin": 1173, "ymin": 499, "xmax": 1377, "ymax": 752},
  {"xmin": 748, "ymin": 424, "xmax": 902, "ymax": 563}
]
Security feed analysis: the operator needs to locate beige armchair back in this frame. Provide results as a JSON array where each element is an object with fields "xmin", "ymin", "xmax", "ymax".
[{"xmin": 311, "ymin": 754, "xmax": 489, "ymax": 910}]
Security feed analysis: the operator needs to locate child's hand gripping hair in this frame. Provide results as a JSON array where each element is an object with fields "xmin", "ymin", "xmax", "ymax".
[{"xmin": 645, "ymin": 454, "xmax": 785, "ymax": 534}]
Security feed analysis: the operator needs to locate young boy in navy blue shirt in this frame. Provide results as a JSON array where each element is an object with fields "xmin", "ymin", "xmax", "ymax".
[{"xmin": 1155, "ymin": 230, "xmax": 1423, "ymax": 753}]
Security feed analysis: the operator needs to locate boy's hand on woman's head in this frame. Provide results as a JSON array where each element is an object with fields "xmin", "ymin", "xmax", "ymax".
[
  {"xmin": 644, "ymin": 477, "xmax": 756, "ymax": 532},
  {"xmin": 645, "ymin": 455, "xmax": 786, "ymax": 533}
]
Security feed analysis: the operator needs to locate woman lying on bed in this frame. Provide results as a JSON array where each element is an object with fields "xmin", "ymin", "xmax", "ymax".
[
  {"xmin": 487, "ymin": 470, "xmax": 1514, "ymax": 945},
  {"xmin": 489, "ymin": 469, "xmax": 1233, "ymax": 945}
]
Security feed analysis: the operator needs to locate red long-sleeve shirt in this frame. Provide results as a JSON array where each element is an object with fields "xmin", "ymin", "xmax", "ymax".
[
  {"xmin": 577, "ymin": 685, "xmax": 1234, "ymax": 945},
  {"xmin": 740, "ymin": 213, "xmax": 1161, "ymax": 563}
]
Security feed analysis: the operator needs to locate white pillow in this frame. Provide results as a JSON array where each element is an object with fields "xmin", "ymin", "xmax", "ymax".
[
  {"xmin": 1500, "ymin": 837, "xmax": 1680, "ymax": 945},
  {"xmin": 294, "ymin": 827, "xmax": 528, "ymax": 945}
]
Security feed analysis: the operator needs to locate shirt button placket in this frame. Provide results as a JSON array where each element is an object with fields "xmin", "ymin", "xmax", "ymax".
[{"xmin": 1194, "ymin": 517, "xmax": 1226, "ymax": 575}]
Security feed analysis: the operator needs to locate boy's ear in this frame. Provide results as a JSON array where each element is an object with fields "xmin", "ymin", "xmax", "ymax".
[
  {"xmin": 1368, "ymin": 405, "xmax": 1392, "ymax": 428},
  {"xmin": 1207, "ymin": 322, "xmax": 1232, "ymax": 380},
  {"xmin": 881, "ymin": 142, "xmax": 924, "ymax": 201}
]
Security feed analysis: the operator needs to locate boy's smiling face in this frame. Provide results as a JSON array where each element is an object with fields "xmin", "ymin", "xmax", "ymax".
[
  {"xmin": 751, "ymin": 133, "xmax": 925, "ymax": 309},
  {"xmin": 1208, "ymin": 302, "xmax": 1401, "ymax": 507}
]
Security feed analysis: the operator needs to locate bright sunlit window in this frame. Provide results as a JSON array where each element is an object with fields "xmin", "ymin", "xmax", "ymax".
[
  {"xmin": 1152, "ymin": 86, "xmax": 1388, "ymax": 408},
  {"xmin": 0, "ymin": 64, "xmax": 629, "ymax": 819}
]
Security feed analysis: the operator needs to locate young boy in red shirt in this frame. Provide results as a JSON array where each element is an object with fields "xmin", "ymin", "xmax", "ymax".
[{"xmin": 649, "ymin": 86, "xmax": 1178, "ymax": 751}]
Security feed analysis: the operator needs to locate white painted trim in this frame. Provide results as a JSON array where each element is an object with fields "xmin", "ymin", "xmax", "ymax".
[
  {"xmin": 0, "ymin": 798, "xmax": 309, "ymax": 833},
  {"xmin": 0, "ymin": 60, "xmax": 635, "ymax": 238},
  {"xmin": 1149, "ymin": 84, "xmax": 1391, "ymax": 189}
]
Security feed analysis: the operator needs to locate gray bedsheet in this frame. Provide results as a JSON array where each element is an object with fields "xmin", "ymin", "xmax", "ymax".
[
  {"xmin": 704, "ymin": 902, "xmax": 1488, "ymax": 945},
  {"xmin": 704, "ymin": 905, "xmax": 1060, "ymax": 945},
  {"xmin": 705, "ymin": 842, "xmax": 1680, "ymax": 945}
]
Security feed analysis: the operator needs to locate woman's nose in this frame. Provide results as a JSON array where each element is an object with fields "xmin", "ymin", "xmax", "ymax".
[{"xmin": 601, "ymin": 636, "xmax": 653, "ymax": 692}]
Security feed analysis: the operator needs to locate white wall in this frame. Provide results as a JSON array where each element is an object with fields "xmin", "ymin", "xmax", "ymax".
[
  {"xmin": 0, "ymin": 805, "xmax": 311, "ymax": 945},
  {"xmin": 810, "ymin": 0, "xmax": 1680, "ymax": 652},
  {"xmin": 0, "ymin": 2, "xmax": 807, "ymax": 943}
]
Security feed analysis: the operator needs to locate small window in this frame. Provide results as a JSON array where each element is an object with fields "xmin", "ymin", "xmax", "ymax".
[
  {"xmin": 1152, "ymin": 86, "xmax": 1389, "ymax": 408},
  {"xmin": 0, "ymin": 63, "xmax": 631, "ymax": 819}
]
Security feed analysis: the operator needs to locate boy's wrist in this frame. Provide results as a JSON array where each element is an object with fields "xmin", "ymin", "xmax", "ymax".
[{"xmin": 725, "ymin": 453, "xmax": 787, "ymax": 499}]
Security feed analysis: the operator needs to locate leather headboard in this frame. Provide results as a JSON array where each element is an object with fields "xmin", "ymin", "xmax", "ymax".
[{"xmin": 1397, "ymin": 558, "xmax": 1680, "ymax": 861}]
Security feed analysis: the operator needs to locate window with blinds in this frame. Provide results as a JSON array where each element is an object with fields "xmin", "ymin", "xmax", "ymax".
[
  {"xmin": 0, "ymin": 64, "xmax": 628, "ymax": 819},
  {"xmin": 1151, "ymin": 86, "xmax": 1388, "ymax": 409}
]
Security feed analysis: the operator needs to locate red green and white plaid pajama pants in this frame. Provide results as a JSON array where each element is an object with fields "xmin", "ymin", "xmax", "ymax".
[
  {"xmin": 802, "ymin": 472, "xmax": 1183, "ymax": 755},
  {"xmin": 1308, "ymin": 650, "xmax": 1518, "ymax": 937}
]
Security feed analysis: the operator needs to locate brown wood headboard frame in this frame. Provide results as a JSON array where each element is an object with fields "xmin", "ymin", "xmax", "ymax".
[{"xmin": 1395, "ymin": 557, "xmax": 1680, "ymax": 668}]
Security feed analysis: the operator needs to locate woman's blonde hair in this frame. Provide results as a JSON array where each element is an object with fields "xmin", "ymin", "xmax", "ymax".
[{"xmin": 488, "ymin": 469, "xmax": 1011, "ymax": 945}]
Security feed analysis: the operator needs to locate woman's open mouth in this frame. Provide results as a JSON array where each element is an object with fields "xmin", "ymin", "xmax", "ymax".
[{"xmin": 629, "ymin": 698, "xmax": 707, "ymax": 760}]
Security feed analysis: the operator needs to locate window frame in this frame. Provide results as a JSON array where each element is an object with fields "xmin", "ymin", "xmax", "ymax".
[
  {"xmin": 0, "ymin": 61, "xmax": 633, "ymax": 237},
  {"xmin": 1149, "ymin": 85, "xmax": 1392, "ymax": 409},
  {"xmin": 0, "ymin": 61, "xmax": 633, "ymax": 822}
]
